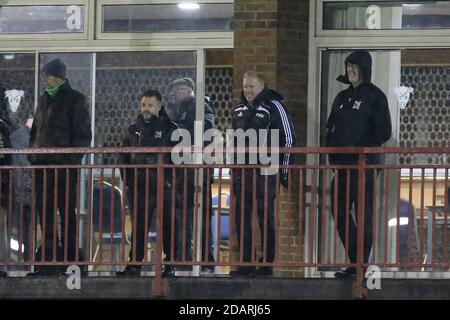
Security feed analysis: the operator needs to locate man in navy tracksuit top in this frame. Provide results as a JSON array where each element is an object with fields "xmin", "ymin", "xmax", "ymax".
[
  {"xmin": 326, "ymin": 50, "xmax": 392, "ymax": 278},
  {"xmin": 231, "ymin": 71, "xmax": 296, "ymax": 277}
]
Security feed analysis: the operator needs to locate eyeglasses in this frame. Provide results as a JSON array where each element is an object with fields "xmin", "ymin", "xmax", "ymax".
[{"xmin": 40, "ymin": 72, "xmax": 50, "ymax": 79}]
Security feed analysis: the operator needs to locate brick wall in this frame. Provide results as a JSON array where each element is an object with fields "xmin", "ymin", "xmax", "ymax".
[{"xmin": 232, "ymin": 0, "xmax": 309, "ymax": 277}]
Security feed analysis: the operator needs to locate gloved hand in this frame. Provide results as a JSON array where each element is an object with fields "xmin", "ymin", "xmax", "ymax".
[
  {"xmin": 233, "ymin": 106, "xmax": 250, "ymax": 129},
  {"xmin": 281, "ymin": 171, "xmax": 289, "ymax": 189}
]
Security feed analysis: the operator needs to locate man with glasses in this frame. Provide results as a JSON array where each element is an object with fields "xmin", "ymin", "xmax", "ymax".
[
  {"xmin": 28, "ymin": 58, "xmax": 91, "ymax": 276},
  {"xmin": 165, "ymin": 77, "xmax": 216, "ymax": 274}
]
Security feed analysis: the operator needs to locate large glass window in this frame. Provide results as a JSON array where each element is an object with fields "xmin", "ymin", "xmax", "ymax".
[
  {"xmin": 94, "ymin": 51, "xmax": 197, "ymax": 164},
  {"xmin": 102, "ymin": 3, "xmax": 233, "ymax": 33},
  {"xmin": 0, "ymin": 53, "xmax": 35, "ymax": 132},
  {"xmin": 323, "ymin": 1, "xmax": 450, "ymax": 30},
  {"xmin": 318, "ymin": 49, "xmax": 450, "ymax": 270},
  {"xmin": 0, "ymin": 5, "xmax": 85, "ymax": 34},
  {"xmin": 320, "ymin": 49, "xmax": 450, "ymax": 168}
]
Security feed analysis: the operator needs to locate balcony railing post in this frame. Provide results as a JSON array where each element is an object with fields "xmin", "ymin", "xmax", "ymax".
[
  {"xmin": 152, "ymin": 151, "xmax": 167, "ymax": 297},
  {"xmin": 354, "ymin": 151, "xmax": 367, "ymax": 298}
]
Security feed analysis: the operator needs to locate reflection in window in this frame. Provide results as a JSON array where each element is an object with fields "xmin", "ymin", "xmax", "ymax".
[
  {"xmin": 0, "ymin": 5, "xmax": 84, "ymax": 34},
  {"xmin": 102, "ymin": 3, "xmax": 233, "ymax": 33},
  {"xmin": 94, "ymin": 51, "xmax": 197, "ymax": 164},
  {"xmin": 323, "ymin": 1, "xmax": 450, "ymax": 30},
  {"xmin": 0, "ymin": 53, "xmax": 35, "ymax": 131}
]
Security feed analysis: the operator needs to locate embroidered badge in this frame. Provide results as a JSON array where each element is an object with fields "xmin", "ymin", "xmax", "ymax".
[{"xmin": 352, "ymin": 100, "xmax": 362, "ymax": 110}]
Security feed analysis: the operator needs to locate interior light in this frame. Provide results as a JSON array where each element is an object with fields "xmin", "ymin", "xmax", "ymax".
[
  {"xmin": 178, "ymin": 3, "xmax": 200, "ymax": 10},
  {"xmin": 388, "ymin": 217, "xmax": 409, "ymax": 227},
  {"xmin": 10, "ymin": 239, "xmax": 24, "ymax": 252},
  {"xmin": 3, "ymin": 54, "xmax": 15, "ymax": 60}
]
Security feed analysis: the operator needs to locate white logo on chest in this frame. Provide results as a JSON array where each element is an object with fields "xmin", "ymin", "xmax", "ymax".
[{"xmin": 352, "ymin": 100, "xmax": 362, "ymax": 110}]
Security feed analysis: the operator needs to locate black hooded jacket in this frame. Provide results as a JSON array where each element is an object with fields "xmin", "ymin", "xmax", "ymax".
[
  {"xmin": 326, "ymin": 50, "xmax": 392, "ymax": 165},
  {"xmin": 232, "ymin": 87, "xmax": 296, "ymax": 187}
]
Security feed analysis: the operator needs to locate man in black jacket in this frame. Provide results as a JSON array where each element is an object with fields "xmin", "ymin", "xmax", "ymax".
[
  {"xmin": 165, "ymin": 77, "xmax": 216, "ymax": 273},
  {"xmin": 326, "ymin": 50, "xmax": 392, "ymax": 278},
  {"xmin": 230, "ymin": 71, "xmax": 296, "ymax": 277},
  {"xmin": 117, "ymin": 90, "xmax": 179, "ymax": 277},
  {"xmin": 28, "ymin": 59, "xmax": 92, "ymax": 276}
]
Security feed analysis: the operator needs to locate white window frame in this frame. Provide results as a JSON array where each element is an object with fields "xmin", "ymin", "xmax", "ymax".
[
  {"xmin": 0, "ymin": 0, "xmax": 90, "ymax": 40},
  {"xmin": 316, "ymin": 0, "xmax": 450, "ymax": 38},
  {"xmin": 96, "ymin": 0, "xmax": 234, "ymax": 42}
]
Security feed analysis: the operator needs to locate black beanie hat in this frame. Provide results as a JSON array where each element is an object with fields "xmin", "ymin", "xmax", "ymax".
[{"xmin": 42, "ymin": 59, "xmax": 66, "ymax": 80}]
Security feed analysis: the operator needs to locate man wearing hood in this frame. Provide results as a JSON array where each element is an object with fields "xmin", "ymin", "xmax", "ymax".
[
  {"xmin": 230, "ymin": 71, "xmax": 296, "ymax": 277},
  {"xmin": 117, "ymin": 89, "xmax": 179, "ymax": 277},
  {"xmin": 326, "ymin": 50, "xmax": 392, "ymax": 278}
]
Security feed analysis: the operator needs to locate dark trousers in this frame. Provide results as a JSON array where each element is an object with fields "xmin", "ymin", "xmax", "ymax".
[
  {"xmin": 330, "ymin": 169, "xmax": 375, "ymax": 264},
  {"xmin": 35, "ymin": 168, "xmax": 78, "ymax": 262},
  {"xmin": 233, "ymin": 171, "xmax": 276, "ymax": 265},
  {"xmin": 201, "ymin": 177, "xmax": 215, "ymax": 264},
  {"xmin": 127, "ymin": 180, "xmax": 173, "ymax": 263},
  {"xmin": 171, "ymin": 205, "xmax": 193, "ymax": 263},
  {"xmin": 169, "ymin": 174, "xmax": 215, "ymax": 265}
]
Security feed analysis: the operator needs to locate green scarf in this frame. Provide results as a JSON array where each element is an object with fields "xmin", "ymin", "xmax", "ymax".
[{"xmin": 46, "ymin": 81, "xmax": 66, "ymax": 97}]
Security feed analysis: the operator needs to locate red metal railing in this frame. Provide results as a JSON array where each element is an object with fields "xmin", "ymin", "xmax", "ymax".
[{"xmin": 0, "ymin": 147, "xmax": 449, "ymax": 298}]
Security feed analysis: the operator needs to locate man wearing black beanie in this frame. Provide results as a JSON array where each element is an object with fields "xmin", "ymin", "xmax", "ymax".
[{"xmin": 28, "ymin": 58, "xmax": 91, "ymax": 276}]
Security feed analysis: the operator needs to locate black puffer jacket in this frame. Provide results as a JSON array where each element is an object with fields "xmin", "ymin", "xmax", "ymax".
[
  {"xmin": 29, "ymin": 81, "xmax": 92, "ymax": 164},
  {"xmin": 326, "ymin": 50, "xmax": 392, "ymax": 165}
]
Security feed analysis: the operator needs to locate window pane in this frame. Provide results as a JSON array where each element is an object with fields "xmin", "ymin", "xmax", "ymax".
[
  {"xmin": 0, "ymin": 5, "xmax": 84, "ymax": 34},
  {"xmin": 323, "ymin": 1, "xmax": 450, "ymax": 30},
  {"xmin": 102, "ymin": 4, "xmax": 233, "ymax": 33},
  {"xmin": 95, "ymin": 51, "xmax": 197, "ymax": 164},
  {"xmin": 0, "ymin": 53, "xmax": 35, "ymax": 132}
]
